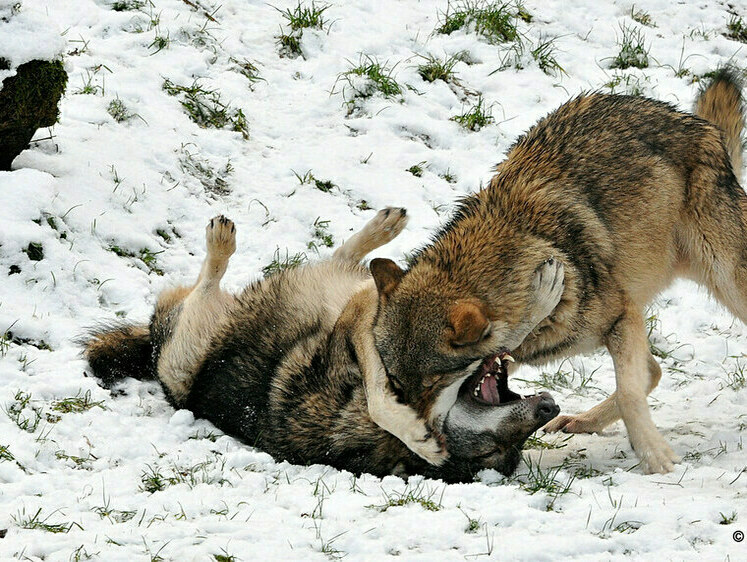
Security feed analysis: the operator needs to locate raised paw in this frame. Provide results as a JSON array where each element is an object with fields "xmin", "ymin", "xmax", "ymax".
[
  {"xmin": 529, "ymin": 257, "xmax": 564, "ymax": 324},
  {"xmin": 366, "ymin": 207, "xmax": 408, "ymax": 244},
  {"xmin": 206, "ymin": 215, "xmax": 236, "ymax": 259}
]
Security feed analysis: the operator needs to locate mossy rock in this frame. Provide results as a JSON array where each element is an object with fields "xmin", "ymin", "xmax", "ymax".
[{"xmin": 0, "ymin": 59, "xmax": 67, "ymax": 170}]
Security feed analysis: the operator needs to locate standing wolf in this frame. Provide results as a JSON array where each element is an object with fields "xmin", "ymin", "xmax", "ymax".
[
  {"xmin": 366, "ymin": 70, "xmax": 746, "ymax": 474},
  {"xmin": 84, "ymin": 209, "xmax": 560, "ymax": 481}
]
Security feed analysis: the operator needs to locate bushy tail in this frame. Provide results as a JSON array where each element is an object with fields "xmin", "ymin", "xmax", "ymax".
[
  {"xmin": 695, "ymin": 67, "xmax": 745, "ymax": 182},
  {"xmin": 82, "ymin": 322, "xmax": 154, "ymax": 387}
]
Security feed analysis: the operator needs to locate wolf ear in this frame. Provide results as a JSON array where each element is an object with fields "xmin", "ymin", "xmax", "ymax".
[
  {"xmin": 449, "ymin": 301, "xmax": 490, "ymax": 347},
  {"xmin": 370, "ymin": 258, "xmax": 404, "ymax": 298}
]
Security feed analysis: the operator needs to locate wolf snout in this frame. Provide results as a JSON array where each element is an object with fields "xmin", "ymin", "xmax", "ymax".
[{"xmin": 534, "ymin": 392, "xmax": 560, "ymax": 424}]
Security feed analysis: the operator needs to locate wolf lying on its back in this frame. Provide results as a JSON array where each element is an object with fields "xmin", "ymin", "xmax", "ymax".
[
  {"xmin": 85, "ymin": 209, "xmax": 560, "ymax": 481},
  {"xmin": 365, "ymin": 70, "xmax": 747, "ymax": 474}
]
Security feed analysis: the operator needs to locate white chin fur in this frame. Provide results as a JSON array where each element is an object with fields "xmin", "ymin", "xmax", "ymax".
[{"xmin": 430, "ymin": 359, "xmax": 482, "ymax": 429}]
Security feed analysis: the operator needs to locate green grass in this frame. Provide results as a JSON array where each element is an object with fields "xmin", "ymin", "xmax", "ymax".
[
  {"xmin": 0, "ymin": 444, "xmax": 14, "ymax": 462},
  {"xmin": 368, "ymin": 482, "xmax": 444, "ymax": 512},
  {"xmin": 292, "ymin": 169, "xmax": 336, "ymax": 192},
  {"xmin": 407, "ymin": 161, "xmax": 427, "ymax": 177},
  {"xmin": 12, "ymin": 507, "xmax": 83, "ymax": 534},
  {"xmin": 723, "ymin": 360, "xmax": 745, "ymax": 391},
  {"xmin": 140, "ymin": 455, "xmax": 230, "ymax": 493},
  {"xmin": 437, "ymin": 0, "xmax": 524, "ymax": 44},
  {"xmin": 531, "ymin": 35, "xmax": 565, "ymax": 76},
  {"xmin": 308, "ymin": 217, "xmax": 334, "ymax": 251},
  {"xmin": 179, "ymin": 147, "xmax": 233, "ymax": 196},
  {"xmin": 276, "ymin": 1, "xmax": 330, "ymax": 31},
  {"xmin": 725, "ymin": 15, "xmax": 747, "ymax": 43},
  {"xmin": 51, "ymin": 390, "xmax": 106, "ymax": 414},
  {"xmin": 451, "ymin": 95, "xmax": 494, "ymax": 131},
  {"xmin": 230, "ymin": 57, "xmax": 264, "ymax": 87},
  {"xmin": 262, "ymin": 247, "xmax": 308, "ymax": 277},
  {"xmin": 109, "ymin": 245, "xmax": 165, "ymax": 275},
  {"xmin": 515, "ymin": 455, "xmax": 576, "ymax": 511},
  {"xmin": 610, "ymin": 23, "xmax": 650, "ymax": 69},
  {"xmin": 335, "ymin": 55, "xmax": 402, "ymax": 113},
  {"xmin": 111, "ymin": 0, "xmax": 145, "ymax": 10},
  {"xmin": 149, "ymin": 32, "xmax": 170, "ymax": 54},
  {"xmin": 23, "ymin": 242, "xmax": 44, "ymax": 261},
  {"xmin": 107, "ymin": 98, "xmax": 134, "ymax": 122},
  {"xmin": 4, "ymin": 390, "xmax": 43, "ymax": 433},
  {"xmin": 275, "ymin": 1, "xmax": 330, "ymax": 57},
  {"xmin": 416, "ymin": 53, "xmax": 460, "ymax": 83},
  {"xmin": 524, "ymin": 434, "xmax": 569, "ymax": 450},
  {"xmin": 719, "ymin": 511, "xmax": 738, "ymax": 525},
  {"xmin": 162, "ymin": 79, "xmax": 249, "ymax": 139},
  {"xmin": 515, "ymin": 363, "xmax": 598, "ymax": 394},
  {"xmin": 604, "ymin": 70, "xmax": 650, "ymax": 96}
]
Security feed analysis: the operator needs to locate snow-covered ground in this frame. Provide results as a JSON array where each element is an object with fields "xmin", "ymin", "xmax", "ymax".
[{"xmin": 1, "ymin": 0, "xmax": 746, "ymax": 559}]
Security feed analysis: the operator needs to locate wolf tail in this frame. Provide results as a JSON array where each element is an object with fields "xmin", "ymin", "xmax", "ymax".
[
  {"xmin": 82, "ymin": 322, "xmax": 154, "ymax": 387},
  {"xmin": 695, "ymin": 67, "xmax": 744, "ymax": 182}
]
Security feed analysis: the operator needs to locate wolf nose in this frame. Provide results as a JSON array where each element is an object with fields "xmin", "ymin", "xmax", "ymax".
[{"xmin": 535, "ymin": 392, "xmax": 560, "ymax": 424}]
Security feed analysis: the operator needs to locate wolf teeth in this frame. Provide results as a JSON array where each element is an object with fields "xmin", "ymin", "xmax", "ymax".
[{"xmin": 502, "ymin": 353, "xmax": 515, "ymax": 363}]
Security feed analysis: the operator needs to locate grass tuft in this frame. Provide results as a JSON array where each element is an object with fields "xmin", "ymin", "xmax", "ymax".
[
  {"xmin": 51, "ymin": 390, "xmax": 106, "ymax": 414},
  {"xmin": 604, "ymin": 70, "xmax": 650, "ymax": 96},
  {"xmin": 4, "ymin": 390, "xmax": 43, "ymax": 433},
  {"xmin": 407, "ymin": 161, "xmax": 427, "ymax": 177},
  {"xmin": 262, "ymin": 247, "xmax": 308, "ymax": 277},
  {"xmin": 719, "ymin": 511, "xmax": 738, "ymax": 525},
  {"xmin": 725, "ymin": 15, "xmax": 747, "ymax": 43},
  {"xmin": 140, "ymin": 455, "xmax": 230, "ymax": 493},
  {"xmin": 107, "ymin": 98, "xmax": 135, "ymax": 122},
  {"xmin": 515, "ymin": 455, "xmax": 575, "ymax": 511},
  {"xmin": 335, "ymin": 55, "xmax": 402, "ymax": 113},
  {"xmin": 12, "ymin": 507, "xmax": 83, "ymax": 534},
  {"xmin": 416, "ymin": 53, "xmax": 461, "ymax": 83},
  {"xmin": 308, "ymin": 217, "xmax": 334, "ymax": 251},
  {"xmin": 369, "ymin": 482, "xmax": 444, "ymax": 512},
  {"xmin": 275, "ymin": 1, "xmax": 330, "ymax": 57},
  {"xmin": 111, "ymin": 0, "xmax": 145, "ymax": 11},
  {"xmin": 531, "ymin": 35, "xmax": 565, "ymax": 76},
  {"xmin": 610, "ymin": 23, "xmax": 650, "ymax": 69},
  {"xmin": 450, "ymin": 95, "xmax": 494, "ymax": 131},
  {"xmin": 437, "ymin": 0, "xmax": 524, "ymax": 44},
  {"xmin": 0, "ymin": 444, "xmax": 14, "ymax": 462},
  {"xmin": 162, "ymin": 79, "xmax": 249, "ymax": 139}
]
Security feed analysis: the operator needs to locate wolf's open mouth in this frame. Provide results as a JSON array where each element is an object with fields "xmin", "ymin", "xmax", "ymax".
[{"xmin": 462, "ymin": 350, "xmax": 523, "ymax": 406}]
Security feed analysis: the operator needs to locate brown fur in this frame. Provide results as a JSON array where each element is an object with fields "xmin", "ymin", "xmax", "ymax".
[{"xmin": 369, "ymin": 69, "xmax": 746, "ymax": 474}]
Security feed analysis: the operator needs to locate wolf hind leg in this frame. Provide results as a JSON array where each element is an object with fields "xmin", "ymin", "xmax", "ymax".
[
  {"xmin": 155, "ymin": 216, "xmax": 237, "ymax": 406},
  {"xmin": 333, "ymin": 207, "xmax": 408, "ymax": 264}
]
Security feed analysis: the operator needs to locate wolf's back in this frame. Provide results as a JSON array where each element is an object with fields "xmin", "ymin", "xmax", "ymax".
[{"xmin": 695, "ymin": 68, "xmax": 745, "ymax": 181}]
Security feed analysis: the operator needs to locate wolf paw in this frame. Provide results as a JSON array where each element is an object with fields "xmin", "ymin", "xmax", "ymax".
[
  {"xmin": 529, "ymin": 257, "xmax": 564, "ymax": 324},
  {"xmin": 370, "ymin": 396, "xmax": 448, "ymax": 466},
  {"xmin": 543, "ymin": 414, "xmax": 603, "ymax": 434},
  {"xmin": 630, "ymin": 429, "xmax": 681, "ymax": 474},
  {"xmin": 366, "ymin": 207, "xmax": 408, "ymax": 244},
  {"xmin": 206, "ymin": 215, "xmax": 236, "ymax": 259}
]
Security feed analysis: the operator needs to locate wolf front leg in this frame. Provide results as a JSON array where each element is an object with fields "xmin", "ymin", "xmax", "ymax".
[
  {"xmin": 606, "ymin": 305, "xmax": 679, "ymax": 474},
  {"xmin": 359, "ymin": 335, "xmax": 448, "ymax": 466}
]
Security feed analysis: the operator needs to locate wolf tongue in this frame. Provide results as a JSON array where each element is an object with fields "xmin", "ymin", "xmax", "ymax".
[{"xmin": 479, "ymin": 375, "xmax": 501, "ymax": 405}]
